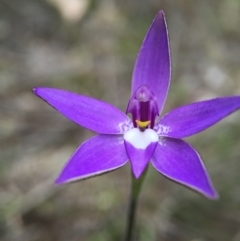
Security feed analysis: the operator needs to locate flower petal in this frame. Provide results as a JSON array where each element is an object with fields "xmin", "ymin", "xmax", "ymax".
[
  {"xmin": 152, "ymin": 137, "xmax": 218, "ymax": 199},
  {"xmin": 33, "ymin": 87, "xmax": 132, "ymax": 134},
  {"xmin": 56, "ymin": 135, "xmax": 128, "ymax": 184},
  {"xmin": 124, "ymin": 128, "xmax": 158, "ymax": 178},
  {"xmin": 131, "ymin": 11, "xmax": 170, "ymax": 114},
  {"xmin": 156, "ymin": 96, "xmax": 240, "ymax": 138}
]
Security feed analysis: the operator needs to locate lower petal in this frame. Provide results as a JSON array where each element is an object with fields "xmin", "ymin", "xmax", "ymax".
[
  {"xmin": 124, "ymin": 128, "xmax": 158, "ymax": 178},
  {"xmin": 151, "ymin": 137, "xmax": 218, "ymax": 199},
  {"xmin": 56, "ymin": 135, "xmax": 128, "ymax": 184}
]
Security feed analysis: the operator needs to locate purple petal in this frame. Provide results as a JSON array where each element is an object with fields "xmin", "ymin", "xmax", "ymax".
[
  {"xmin": 156, "ymin": 96, "xmax": 240, "ymax": 138},
  {"xmin": 56, "ymin": 135, "xmax": 128, "ymax": 184},
  {"xmin": 124, "ymin": 128, "xmax": 158, "ymax": 178},
  {"xmin": 131, "ymin": 11, "xmax": 170, "ymax": 114},
  {"xmin": 152, "ymin": 138, "xmax": 218, "ymax": 199},
  {"xmin": 33, "ymin": 87, "xmax": 132, "ymax": 134}
]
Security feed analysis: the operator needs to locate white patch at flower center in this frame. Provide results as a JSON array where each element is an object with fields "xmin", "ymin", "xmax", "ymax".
[{"xmin": 123, "ymin": 128, "xmax": 158, "ymax": 149}]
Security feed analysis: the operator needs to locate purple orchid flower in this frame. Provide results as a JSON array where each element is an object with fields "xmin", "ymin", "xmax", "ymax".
[{"xmin": 33, "ymin": 11, "xmax": 240, "ymax": 199}]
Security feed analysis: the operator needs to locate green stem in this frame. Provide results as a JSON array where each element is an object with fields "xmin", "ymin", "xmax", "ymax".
[{"xmin": 123, "ymin": 168, "xmax": 147, "ymax": 241}]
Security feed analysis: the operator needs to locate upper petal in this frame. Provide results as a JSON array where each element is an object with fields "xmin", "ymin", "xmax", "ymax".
[
  {"xmin": 152, "ymin": 137, "xmax": 218, "ymax": 199},
  {"xmin": 131, "ymin": 11, "xmax": 170, "ymax": 114},
  {"xmin": 124, "ymin": 128, "xmax": 158, "ymax": 178},
  {"xmin": 56, "ymin": 135, "xmax": 128, "ymax": 184},
  {"xmin": 156, "ymin": 96, "xmax": 240, "ymax": 138},
  {"xmin": 33, "ymin": 87, "xmax": 131, "ymax": 134}
]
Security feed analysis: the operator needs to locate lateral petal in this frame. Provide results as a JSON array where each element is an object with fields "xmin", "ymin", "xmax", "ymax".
[
  {"xmin": 124, "ymin": 128, "xmax": 158, "ymax": 178},
  {"xmin": 156, "ymin": 96, "xmax": 240, "ymax": 138},
  {"xmin": 56, "ymin": 135, "xmax": 128, "ymax": 184},
  {"xmin": 131, "ymin": 11, "xmax": 171, "ymax": 114},
  {"xmin": 33, "ymin": 87, "xmax": 132, "ymax": 134},
  {"xmin": 152, "ymin": 137, "xmax": 218, "ymax": 199}
]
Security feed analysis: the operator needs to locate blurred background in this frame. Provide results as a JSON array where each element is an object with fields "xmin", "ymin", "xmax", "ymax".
[{"xmin": 1, "ymin": 0, "xmax": 240, "ymax": 240}]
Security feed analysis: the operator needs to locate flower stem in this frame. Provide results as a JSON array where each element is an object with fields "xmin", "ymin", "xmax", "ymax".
[{"xmin": 123, "ymin": 168, "xmax": 147, "ymax": 241}]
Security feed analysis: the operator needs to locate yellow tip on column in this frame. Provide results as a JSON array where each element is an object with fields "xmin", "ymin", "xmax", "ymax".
[{"xmin": 135, "ymin": 120, "xmax": 151, "ymax": 128}]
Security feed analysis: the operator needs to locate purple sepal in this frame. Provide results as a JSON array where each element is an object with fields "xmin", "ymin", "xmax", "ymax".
[
  {"xmin": 33, "ymin": 87, "xmax": 131, "ymax": 134},
  {"xmin": 152, "ymin": 137, "xmax": 218, "ymax": 199},
  {"xmin": 131, "ymin": 11, "xmax": 170, "ymax": 114},
  {"xmin": 156, "ymin": 96, "xmax": 240, "ymax": 138},
  {"xmin": 56, "ymin": 135, "xmax": 128, "ymax": 184}
]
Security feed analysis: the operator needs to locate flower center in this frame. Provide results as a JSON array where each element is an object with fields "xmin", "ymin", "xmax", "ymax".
[{"xmin": 126, "ymin": 85, "xmax": 159, "ymax": 130}]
